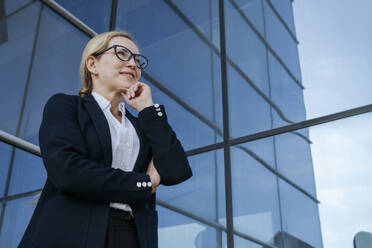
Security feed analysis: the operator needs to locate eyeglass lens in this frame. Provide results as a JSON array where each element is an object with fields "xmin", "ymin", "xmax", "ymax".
[{"xmin": 115, "ymin": 46, "xmax": 148, "ymax": 69}]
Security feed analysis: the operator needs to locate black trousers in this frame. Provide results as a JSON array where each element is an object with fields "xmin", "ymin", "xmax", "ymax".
[{"xmin": 105, "ymin": 208, "xmax": 140, "ymax": 248}]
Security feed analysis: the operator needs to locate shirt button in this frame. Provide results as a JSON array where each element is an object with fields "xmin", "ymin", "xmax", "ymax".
[
  {"xmin": 136, "ymin": 182, "xmax": 142, "ymax": 188},
  {"xmin": 157, "ymin": 112, "xmax": 163, "ymax": 117}
]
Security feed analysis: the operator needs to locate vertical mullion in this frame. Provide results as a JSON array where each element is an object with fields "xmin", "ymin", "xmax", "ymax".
[
  {"xmin": 109, "ymin": 0, "xmax": 118, "ymax": 30},
  {"xmin": 0, "ymin": 0, "xmax": 8, "ymax": 44},
  {"xmin": 218, "ymin": 0, "xmax": 234, "ymax": 246},
  {"xmin": 0, "ymin": 2, "xmax": 43, "ymax": 234},
  {"xmin": 208, "ymin": 0, "xmax": 223, "ymax": 245}
]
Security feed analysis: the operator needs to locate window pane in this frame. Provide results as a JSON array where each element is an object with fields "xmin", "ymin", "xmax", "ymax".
[
  {"xmin": 228, "ymin": 0, "xmax": 264, "ymax": 35},
  {"xmin": 0, "ymin": 142, "xmax": 12, "ymax": 197},
  {"xmin": 309, "ymin": 112, "xmax": 372, "ymax": 247},
  {"xmin": 264, "ymin": 1, "xmax": 301, "ymax": 83},
  {"xmin": 171, "ymin": 0, "xmax": 220, "ymax": 47},
  {"xmin": 55, "ymin": 0, "xmax": 112, "ymax": 33},
  {"xmin": 3, "ymin": 0, "xmax": 32, "ymax": 16},
  {"xmin": 157, "ymin": 149, "xmax": 226, "ymax": 225},
  {"xmin": 225, "ymin": 0, "xmax": 269, "ymax": 95},
  {"xmin": 0, "ymin": 196, "xmax": 37, "ymax": 247},
  {"xmin": 234, "ymin": 136, "xmax": 276, "ymax": 169},
  {"xmin": 294, "ymin": 1, "xmax": 372, "ymax": 120},
  {"xmin": 18, "ymin": 5, "xmax": 89, "ymax": 144},
  {"xmin": 234, "ymin": 235, "xmax": 265, "ymax": 248},
  {"xmin": 158, "ymin": 205, "xmax": 226, "ymax": 247},
  {"xmin": 139, "ymin": 79, "xmax": 223, "ymax": 150},
  {"xmin": 0, "ymin": 2, "xmax": 40, "ymax": 135},
  {"xmin": 116, "ymin": 0, "xmax": 223, "ymax": 133},
  {"xmin": 269, "ymin": 52, "xmax": 306, "ymax": 125},
  {"xmin": 279, "ymin": 179, "xmax": 323, "ymax": 248},
  {"xmin": 8, "ymin": 149, "xmax": 46, "ymax": 196},
  {"xmin": 227, "ymin": 62, "xmax": 271, "ymax": 137},
  {"xmin": 230, "ymin": 145, "xmax": 282, "ymax": 245},
  {"xmin": 275, "ymin": 130, "xmax": 316, "ymax": 196},
  {"xmin": 269, "ymin": 0, "xmax": 296, "ymax": 35}
]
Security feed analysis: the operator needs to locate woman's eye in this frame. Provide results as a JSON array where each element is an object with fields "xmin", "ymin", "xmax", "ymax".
[{"xmin": 118, "ymin": 49, "xmax": 129, "ymax": 57}]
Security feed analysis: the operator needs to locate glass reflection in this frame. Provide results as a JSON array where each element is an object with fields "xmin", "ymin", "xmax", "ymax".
[
  {"xmin": 0, "ymin": 142, "xmax": 12, "ymax": 197},
  {"xmin": 269, "ymin": 53, "xmax": 306, "ymax": 124},
  {"xmin": 264, "ymin": 1, "xmax": 301, "ymax": 83},
  {"xmin": 0, "ymin": 196, "xmax": 37, "ymax": 247},
  {"xmin": 268, "ymin": 0, "xmax": 296, "ymax": 35},
  {"xmin": 0, "ymin": 2, "xmax": 40, "ymax": 135},
  {"xmin": 158, "ymin": 205, "xmax": 226, "ymax": 247},
  {"xmin": 116, "ymin": 0, "xmax": 223, "ymax": 131},
  {"xmin": 3, "ymin": 0, "xmax": 32, "ymax": 16},
  {"xmin": 234, "ymin": 235, "xmax": 264, "ymax": 248},
  {"xmin": 274, "ymin": 131, "xmax": 316, "ymax": 196},
  {"xmin": 18, "ymin": 5, "xmax": 89, "ymax": 144},
  {"xmin": 55, "ymin": 0, "xmax": 112, "ymax": 33},
  {"xmin": 310, "ymin": 113, "xmax": 372, "ymax": 247},
  {"xmin": 225, "ymin": 0, "xmax": 269, "ymax": 95},
  {"xmin": 137, "ymin": 79, "xmax": 223, "ymax": 150},
  {"xmin": 230, "ymin": 145, "xmax": 282, "ymax": 245},
  {"xmin": 171, "ymin": 0, "xmax": 220, "ymax": 47},
  {"xmin": 279, "ymin": 179, "xmax": 323, "ymax": 248},
  {"xmin": 227, "ymin": 0, "xmax": 264, "ymax": 35},
  {"xmin": 157, "ymin": 149, "xmax": 226, "ymax": 225},
  {"xmin": 8, "ymin": 149, "xmax": 46, "ymax": 196},
  {"xmin": 227, "ymin": 62, "xmax": 272, "ymax": 137}
]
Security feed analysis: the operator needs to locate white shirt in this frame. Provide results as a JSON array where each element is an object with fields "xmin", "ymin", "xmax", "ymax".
[{"xmin": 92, "ymin": 91, "xmax": 140, "ymax": 213}]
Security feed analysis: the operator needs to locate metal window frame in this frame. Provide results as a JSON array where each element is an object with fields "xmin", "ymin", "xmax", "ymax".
[
  {"xmin": 1, "ymin": 0, "xmax": 371, "ymax": 247},
  {"xmin": 0, "ymin": 1, "xmax": 44, "ymax": 236}
]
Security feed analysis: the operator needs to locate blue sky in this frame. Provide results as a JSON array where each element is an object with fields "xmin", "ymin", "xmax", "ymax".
[{"xmin": 293, "ymin": 0, "xmax": 372, "ymax": 247}]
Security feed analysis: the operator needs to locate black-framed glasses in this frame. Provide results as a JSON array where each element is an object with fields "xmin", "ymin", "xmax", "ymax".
[{"xmin": 93, "ymin": 45, "xmax": 148, "ymax": 70}]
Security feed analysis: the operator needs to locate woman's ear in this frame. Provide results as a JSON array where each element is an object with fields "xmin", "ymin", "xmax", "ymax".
[{"xmin": 86, "ymin": 56, "xmax": 98, "ymax": 76}]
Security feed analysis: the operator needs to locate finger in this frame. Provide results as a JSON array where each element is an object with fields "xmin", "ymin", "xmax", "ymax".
[
  {"xmin": 133, "ymin": 83, "xmax": 141, "ymax": 97},
  {"xmin": 135, "ymin": 85, "xmax": 144, "ymax": 97}
]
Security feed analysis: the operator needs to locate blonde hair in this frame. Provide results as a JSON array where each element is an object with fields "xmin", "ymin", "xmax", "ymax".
[{"xmin": 78, "ymin": 31, "xmax": 137, "ymax": 97}]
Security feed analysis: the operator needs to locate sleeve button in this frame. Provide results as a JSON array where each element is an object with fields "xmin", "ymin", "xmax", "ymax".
[
  {"xmin": 157, "ymin": 112, "xmax": 163, "ymax": 117},
  {"xmin": 136, "ymin": 182, "xmax": 142, "ymax": 188}
]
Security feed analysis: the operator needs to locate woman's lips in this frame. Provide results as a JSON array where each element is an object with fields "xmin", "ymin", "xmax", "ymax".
[{"xmin": 120, "ymin": 72, "xmax": 135, "ymax": 79}]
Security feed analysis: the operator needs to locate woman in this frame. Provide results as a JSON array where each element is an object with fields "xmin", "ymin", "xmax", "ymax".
[{"xmin": 19, "ymin": 31, "xmax": 192, "ymax": 248}]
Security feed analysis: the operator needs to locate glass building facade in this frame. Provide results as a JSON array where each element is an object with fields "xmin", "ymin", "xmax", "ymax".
[{"xmin": 0, "ymin": 0, "xmax": 324, "ymax": 247}]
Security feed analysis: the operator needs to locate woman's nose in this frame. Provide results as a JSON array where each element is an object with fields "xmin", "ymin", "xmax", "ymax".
[{"xmin": 126, "ymin": 56, "xmax": 137, "ymax": 68}]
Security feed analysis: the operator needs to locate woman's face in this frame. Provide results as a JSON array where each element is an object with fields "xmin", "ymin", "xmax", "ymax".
[{"xmin": 93, "ymin": 36, "xmax": 142, "ymax": 91}]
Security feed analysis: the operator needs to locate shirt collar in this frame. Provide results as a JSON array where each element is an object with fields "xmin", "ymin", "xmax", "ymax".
[{"xmin": 91, "ymin": 91, "xmax": 126, "ymax": 115}]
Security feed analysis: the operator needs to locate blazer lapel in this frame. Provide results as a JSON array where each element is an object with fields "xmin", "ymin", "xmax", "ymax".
[
  {"xmin": 125, "ymin": 110, "xmax": 148, "ymax": 172},
  {"xmin": 82, "ymin": 94, "xmax": 112, "ymax": 166}
]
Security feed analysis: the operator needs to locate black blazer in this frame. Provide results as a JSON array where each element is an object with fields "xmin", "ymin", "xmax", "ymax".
[{"xmin": 18, "ymin": 93, "xmax": 192, "ymax": 248}]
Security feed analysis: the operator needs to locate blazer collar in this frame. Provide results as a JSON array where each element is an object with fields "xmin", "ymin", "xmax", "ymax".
[
  {"xmin": 82, "ymin": 93, "xmax": 147, "ymax": 172},
  {"xmin": 82, "ymin": 94, "xmax": 112, "ymax": 166}
]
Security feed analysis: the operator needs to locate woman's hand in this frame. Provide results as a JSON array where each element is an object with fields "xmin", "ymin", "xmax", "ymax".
[
  {"xmin": 146, "ymin": 157, "xmax": 161, "ymax": 194},
  {"xmin": 118, "ymin": 82, "xmax": 154, "ymax": 112}
]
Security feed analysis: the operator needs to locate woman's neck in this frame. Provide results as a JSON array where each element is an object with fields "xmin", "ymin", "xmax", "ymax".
[{"xmin": 92, "ymin": 87, "xmax": 123, "ymax": 115}]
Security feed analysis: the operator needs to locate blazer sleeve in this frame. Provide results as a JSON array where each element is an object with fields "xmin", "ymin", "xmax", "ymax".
[
  {"xmin": 38, "ymin": 93, "xmax": 152, "ymax": 204},
  {"xmin": 138, "ymin": 104, "xmax": 192, "ymax": 186}
]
